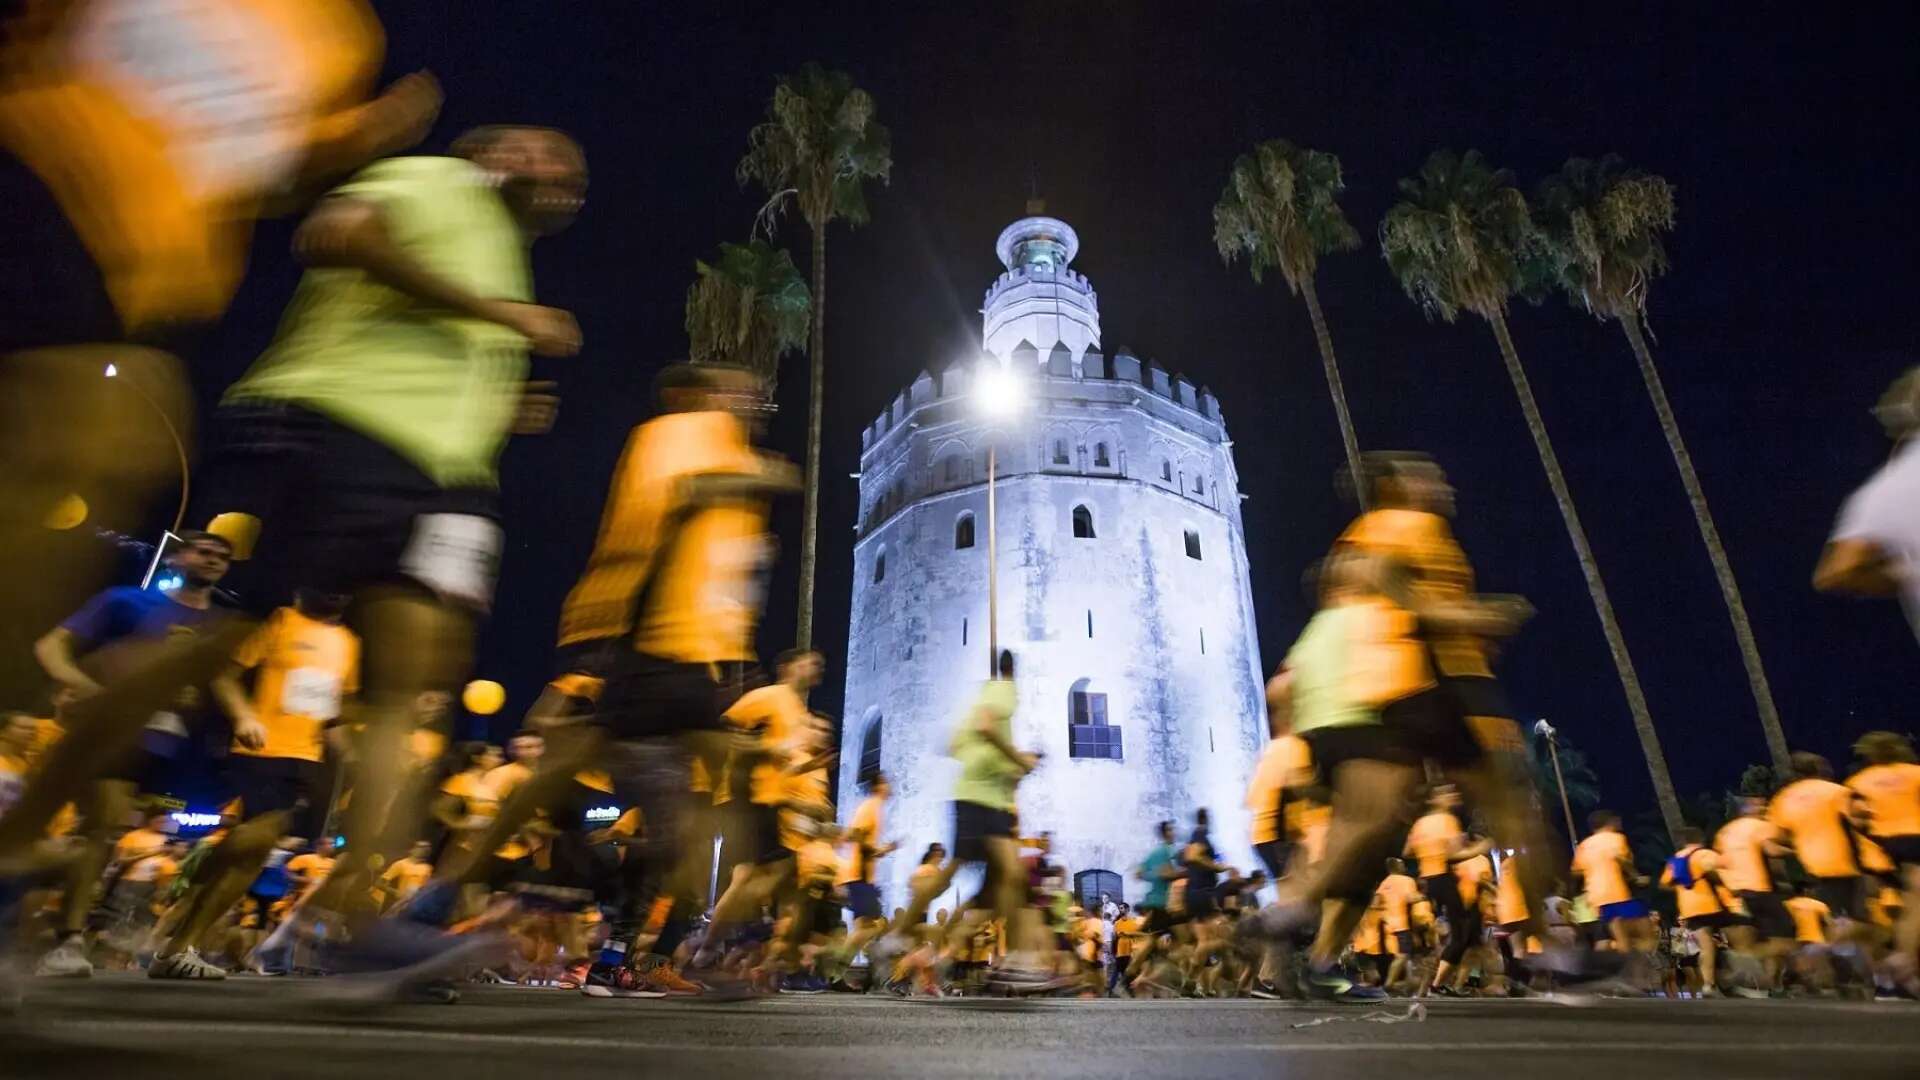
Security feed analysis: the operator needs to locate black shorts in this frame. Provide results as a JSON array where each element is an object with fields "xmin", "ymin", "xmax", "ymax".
[
  {"xmin": 845, "ymin": 881, "xmax": 884, "ymax": 921},
  {"xmin": 1299, "ymin": 687, "xmax": 1478, "ymax": 774},
  {"xmin": 593, "ymin": 650, "xmax": 753, "ymax": 740},
  {"xmin": 742, "ymin": 803, "xmax": 789, "ymax": 866},
  {"xmin": 1681, "ymin": 911, "xmax": 1744, "ymax": 932},
  {"xmin": 198, "ymin": 403, "xmax": 502, "ymax": 616},
  {"xmin": 1255, "ymin": 839, "xmax": 1293, "ymax": 881},
  {"xmin": 1394, "ymin": 929, "xmax": 1417, "ymax": 955},
  {"xmin": 1873, "ymin": 834, "xmax": 1920, "ymax": 869},
  {"xmin": 810, "ymin": 898, "xmax": 843, "ymax": 938},
  {"xmin": 0, "ymin": 152, "xmax": 122, "ymax": 350},
  {"xmin": 1186, "ymin": 884, "xmax": 1219, "ymax": 919},
  {"xmin": 1141, "ymin": 906, "xmax": 1173, "ymax": 936},
  {"xmin": 226, "ymin": 754, "xmax": 329, "ymax": 840},
  {"xmin": 1739, "ymin": 890, "xmax": 1795, "ymax": 940},
  {"xmin": 951, "ymin": 800, "xmax": 1016, "ymax": 864},
  {"xmin": 1809, "ymin": 876, "xmax": 1865, "ymax": 921}
]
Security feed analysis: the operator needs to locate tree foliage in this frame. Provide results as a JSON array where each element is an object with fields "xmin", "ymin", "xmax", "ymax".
[
  {"xmin": 1211, "ymin": 139, "xmax": 1360, "ymax": 293},
  {"xmin": 736, "ymin": 62, "xmax": 893, "ymax": 238},
  {"xmin": 1378, "ymin": 149, "xmax": 1536, "ymax": 322},
  {"xmin": 684, "ymin": 239, "xmax": 811, "ymax": 388},
  {"xmin": 1530, "ymin": 155, "xmax": 1676, "ymax": 321}
]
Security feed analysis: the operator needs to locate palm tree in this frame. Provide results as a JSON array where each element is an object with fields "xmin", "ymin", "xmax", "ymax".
[
  {"xmin": 737, "ymin": 64, "xmax": 892, "ymax": 650},
  {"xmin": 684, "ymin": 239, "xmax": 812, "ymax": 387},
  {"xmin": 1212, "ymin": 140, "xmax": 1367, "ymax": 505},
  {"xmin": 1533, "ymin": 156, "xmax": 1788, "ymax": 775},
  {"xmin": 1379, "ymin": 149, "xmax": 1682, "ymax": 838}
]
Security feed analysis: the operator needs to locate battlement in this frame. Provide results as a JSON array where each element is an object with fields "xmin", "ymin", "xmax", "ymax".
[{"xmin": 860, "ymin": 352, "xmax": 1226, "ymax": 457}]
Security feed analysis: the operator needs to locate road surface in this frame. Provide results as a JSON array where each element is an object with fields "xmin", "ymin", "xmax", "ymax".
[{"xmin": 7, "ymin": 977, "xmax": 1917, "ymax": 1079}]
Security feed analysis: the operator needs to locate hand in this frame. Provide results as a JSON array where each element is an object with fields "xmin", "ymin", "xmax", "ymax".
[
  {"xmin": 489, "ymin": 302, "xmax": 581, "ymax": 357},
  {"xmin": 234, "ymin": 717, "xmax": 268, "ymax": 752},
  {"xmin": 512, "ymin": 380, "xmax": 559, "ymax": 435},
  {"xmin": 359, "ymin": 71, "xmax": 443, "ymax": 158},
  {"xmin": 1483, "ymin": 594, "xmax": 1535, "ymax": 629},
  {"xmin": 1016, "ymin": 751, "xmax": 1041, "ymax": 773}
]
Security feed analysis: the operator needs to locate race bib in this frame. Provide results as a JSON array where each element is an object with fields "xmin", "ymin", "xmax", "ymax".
[
  {"xmin": 399, "ymin": 514, "xmax": 503, "ymax": 612},
  {"xmin": 282, "ymin": 667, "xmax": 343, "ymax": 720}
]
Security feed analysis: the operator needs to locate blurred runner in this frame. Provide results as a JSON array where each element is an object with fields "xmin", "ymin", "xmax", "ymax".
[
  {"xmin": 1846, "ymin": 731, "xmax": 1920, "ymax": 990},
  {"xmin": 1814, "ymin": 366, "xmax": 1920, "ymax": 641},
  {"xmin": 199, "ymin": 123, "xmax": 585, "ymax": 998}
]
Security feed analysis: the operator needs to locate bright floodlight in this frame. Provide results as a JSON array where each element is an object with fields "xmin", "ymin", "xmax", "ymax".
[
  {"xmin": 104, "ymin": 364, "xmax": 118, "ymax": 378},
  {"xmin": 976, "ymin": 365, "xmax": 1025, "ymax": 419}
]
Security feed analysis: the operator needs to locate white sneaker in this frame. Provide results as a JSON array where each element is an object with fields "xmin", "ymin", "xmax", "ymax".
[
  {"xmin": 149, "ymin": 947, "xmax": 227, "ymax": 980},
  {"xmin": 35, "ymin": 937, "xmax": 93, "ymax": 978}
]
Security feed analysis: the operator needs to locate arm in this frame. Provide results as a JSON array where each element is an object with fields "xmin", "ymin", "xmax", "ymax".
[
  {"xmin": 211, "ymin": 663, "xmax": 266, "ymax": 751},
  {"xmin": 33, "ymin": 628, "xmax": 101, "ymax": 697},
  {"xmin": 292, "ymin": 197, "xmax": 579, "ymax": 356},
  {"xmin": 971, "ymin": 707, "xmax": 1036, "ymax": 773},
  {"xmin": 295, "ymin": 72, "xmax": 443, "ymax": 188},
  {"xmin": 1814, "ymin": 538, "xmax": 1901, "ymax": 596},
  {"xmin": 678, "ymin": 456, "xmax": 803, "ymax": 506}
]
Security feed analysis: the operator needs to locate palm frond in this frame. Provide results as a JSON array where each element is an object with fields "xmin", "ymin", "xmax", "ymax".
[
  {"xmin": 1532, "ymin": 154, "xmax": 1676, "ymax": 320},
  {"xmin": 685, "ymin": 239, "xmax": 812, "ymax": 388},
  {"xmin": 1379, "ymin": 148, "xmax": 1533, "ymax": 322},
  {"xmin": 1211, "ymin": 139, "xmax": 1357, "ymax": 295},
  {"xmin": 737, "ymin": 63, "xmax": 892, "ymax": 235}
]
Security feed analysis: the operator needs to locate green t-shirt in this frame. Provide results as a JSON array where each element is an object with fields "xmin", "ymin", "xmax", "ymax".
[
  {"xmin": 950, "ymin": 678, "xmax": 1022, "ymax": 811},
  {"xmin": 1283, "ymin": 605, "xmax": 1379, "ymax": 734},
  {"xmin": 224, "ymin": 156, "xmax": 532, "ymax": 489}
]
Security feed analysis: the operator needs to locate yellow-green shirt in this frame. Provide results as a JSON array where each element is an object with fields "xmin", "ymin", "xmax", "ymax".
[
  {"xmin": 951, "ymin": 679, "xmax": 1021, "ymax": 812},
  {"xmin": 223, "ymin": 156, "xmax": 531, "ymax": 488}
]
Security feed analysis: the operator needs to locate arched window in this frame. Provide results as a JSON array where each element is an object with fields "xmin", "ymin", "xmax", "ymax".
[
  {"xmin": 1071, "ymin": 504, "xmax": 1095, "ymax": 539},
  {"xmin": 1075, "ymin": 869, "xmax": 1124, "ymax": 912},
  {"xmin": 1052, "ymin": 439, "xmax": 1070, "ymax": 465},
  {"xmin": 1184, "ymin": 529, "xmax": 1202, "ymax": 560},
  {"xmin": 873, "ymin": 548, "xmax": 887, "ymax": 583},
  {"xmin": 1160, "ymin": 458, "xmax": 1172, "ymax": 482},
  {"xmin": 1068, "ymin": 678, "xmax": 1122, "ymax": 760},
  {"xmin": 955, "ymin": 512, "xmax": 975, "ymax": 550},
  {"xmin": 858, "ymin": 710, "xmax": 883, "ymax": 783},
  {"xmin": 1190, "ymin": 472, "xmax": 1205, "ymax": 495},
  {"xmin": 1094, "ymin": 442, "xmax": 1111, "ymax": 468},
  {"xmin": 943, "ymin": 456, "xmax": 962, "ymax": 484}
]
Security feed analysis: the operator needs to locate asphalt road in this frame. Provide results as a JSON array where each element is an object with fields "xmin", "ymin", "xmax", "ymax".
[{"xmin": 6, "ymin": 977, "xmax": 1918, "ymax": 1079}]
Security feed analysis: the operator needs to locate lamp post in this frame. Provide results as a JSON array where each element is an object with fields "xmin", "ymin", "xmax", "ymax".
[
  {"xmin": 1534, "ymin": 718, "xmax": 1580, "ymax": 854},
  {"xmin": 974, "ymin": 363, "xmax": 1026, "ymax": 676},
  {"xmin": 106, "ymin": 363, "xmax": 190, "ymax": 535}
]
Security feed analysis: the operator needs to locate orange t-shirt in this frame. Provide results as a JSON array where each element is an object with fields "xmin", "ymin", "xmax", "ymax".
[
  {"xmin": 1495, "ymin": 859, "xmax": 1529, "ymax": 926},
  {"xmin": 1454, "ymin": 853, "xmax": 1493, "ymax": 908},
  {"xmin": 1786, "ymin": 896, "xmax": 1830, "ymax": 944},
  {"xmin": 231, "ymin": 607, "xmax": 359, "ymax": 762},
  {"xmin": 0, "ymin": 0, "xmax": 384, "ymax": 331},
  {"xmin": 1377, "ymin": 873, "xmax": 1421, "ymax": 933},
  {"xmin": 1662, "ymin": 845, "xmax": 1737, "ymax": 920},
  {"xmin": 1714, "ymin": 815, "xmax": 1780, "ymax": 894},
  {"xmin": 1335, "ymin": 508, "xmax": 1489, "ymax": 678},
  {"xmin": 1572, "ymin": 829, "xmax": 1634, "ymax": 907},
  {"xmin": 1406, "ymin": 811, "xmax": 1463, "ymax": 878},
  {"xmin": 1769, "ymin": 778, "xmax": 1862, "ymax": 878},
  {"xmin": 1847, "ymin": 763, "xmax": 1920, "ymax": 838}
]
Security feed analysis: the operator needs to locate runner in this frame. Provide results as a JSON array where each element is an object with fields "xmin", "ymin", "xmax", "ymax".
[
  {"xmin": 1845, "ymin": 731, "xmax": 1920, "ymax": 988},
  {"xmin": 1659, "ymin": 826, "xmax": 1743, "ymax": 996},
  {"xmin": 148, "ymin": 592, "xmax": 360, "ymax": 980},
  {"xmin": 832, "ymin": 771, "xmax": 898, "ymax": 982},
  {"xmin": 1571, "ymin": 810, "xmax": 1653, "ymax": 959},
  {"xmin": 1428, "ymin": 835, "xmax": 1492, "ymax": 997},
  {"xmin": 1124, "ymin": 820, "xmax": 1181, "ymax": 984},
  {"xmin": 1814, "ymin": 366, "xmax": 1920, "ymax": 641},
  {"xmin": 1715, "ymin": 795, "xmax": 1795, "ymax": 990},
  {"xmin": 1378, "ymin": 858, "xmax": 1422, "ymax": 992}
]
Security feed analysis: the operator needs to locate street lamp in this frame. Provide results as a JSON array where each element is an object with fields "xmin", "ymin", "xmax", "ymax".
[
  {"xmin": 974, "ymin": 363, "xmax": 1027, "ymax": 675},
  {"xmin": 106, "ymin": 361, "xmax": 190, "ymax": 535},
  {"xmin": 1533, "ymin": 718, "xmax": 1580, "ymax": 855}
]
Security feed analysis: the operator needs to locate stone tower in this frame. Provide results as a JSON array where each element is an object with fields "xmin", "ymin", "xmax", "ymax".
[{"xmin": 840, "ymin": 210, "xmax": 1267, "ymax": 910}]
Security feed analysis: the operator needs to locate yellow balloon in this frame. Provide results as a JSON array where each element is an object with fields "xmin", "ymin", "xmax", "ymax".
[
  {"xmin": 43, "ymin": 493, "xmax": 88, "ymax": 531},
  {"xmin": 206, "ymin": 511, "xmax": 262, "ymax": 561},
  {"xmin": 462, "ymin": 679, "xmax": 507, "ymax": 716}
]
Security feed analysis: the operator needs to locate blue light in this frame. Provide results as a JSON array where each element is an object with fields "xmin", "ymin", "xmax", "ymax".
[{"xmin": 153, "ymin": 573, "xmax": 183, "ymax": 593}]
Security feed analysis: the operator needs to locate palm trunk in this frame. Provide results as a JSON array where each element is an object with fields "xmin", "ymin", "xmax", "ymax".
[
  {"xmin": 1620, "ymin": 315, "xmax": 1789, "ymax": 773},
  {"xmin": 1299, "ymin": 275, "xmax": 1367, "ymax": 509},
  {"xmin": 794, "ymin": 222, "xmax": 827, "ymax": 651},
  {"xmin": 1487, "ymin": 312, "xmax": 1683, "ymax": 839}
]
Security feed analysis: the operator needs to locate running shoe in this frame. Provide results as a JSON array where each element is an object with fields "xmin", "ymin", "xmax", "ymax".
[
  {"xmin": 780, "ymin": 973, "xmax": 829, "ymax": 994},
  {"xmin": 313, "ymin": 919, "xmax": 509, "ymax": 1007},
  {"xmin": 630, "ymin": 955, "xmax": 703, "ymax": 996},
  {"xmin": 580, "ymin": 964, "xmax": 667, "ymax": 999},
  {"xmin": 1248, "ymin": 979, "xmax": 1286, "ymax": 1000},
  {"xmin": 1302, "ymin": 968, "xmax": 1387, "ymax": 1003},
  {"xmin": 148, "ymin": 947, "xmax": 228, "ymax": 980},
  {"xmin": 34, "ymin": 936, "xmax": 92, "ymax": 979}
]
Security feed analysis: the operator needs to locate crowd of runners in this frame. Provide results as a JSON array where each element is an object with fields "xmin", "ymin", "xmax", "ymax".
[{"xmin": 2, "ymin": 0, "xmax": 1919, "ymax": 1016}]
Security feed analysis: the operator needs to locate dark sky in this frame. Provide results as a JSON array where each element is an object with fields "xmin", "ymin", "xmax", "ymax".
[{"xmin": 193, "ymin": 1, "xmax": 1918, "ymax": 820}]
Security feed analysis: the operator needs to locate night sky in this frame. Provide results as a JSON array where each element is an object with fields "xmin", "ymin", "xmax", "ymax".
[{"xmin": 189, "ymin": 2, "xmax": 1918, "ymax": 821}]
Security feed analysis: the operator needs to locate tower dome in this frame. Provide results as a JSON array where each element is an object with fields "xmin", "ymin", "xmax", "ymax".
[{"xmin": 982, "ymin": 202, "xmax": 1101, "ymax": 367}]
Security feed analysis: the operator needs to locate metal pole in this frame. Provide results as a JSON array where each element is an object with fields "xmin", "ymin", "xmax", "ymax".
[
  {"xmin": 986, "ymin": 439, "xmax": 998, "ymax": 676},
  {"xmin": 1547, "ymin": 735, "xmax": 1579, "ymax": 854}
]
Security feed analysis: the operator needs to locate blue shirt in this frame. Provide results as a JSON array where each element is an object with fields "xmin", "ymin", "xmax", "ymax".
[
  {"xmin": 61, "ymin": 586, "xmax": 223, "ymax": 652},
  {"xmin": 1140, "ymin": 843, "xmax": 1177, "ymax": 909}
]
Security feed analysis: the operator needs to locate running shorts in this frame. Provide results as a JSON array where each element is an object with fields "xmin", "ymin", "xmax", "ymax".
[
  {"xmin": 1299, "ymin": 687, "xmax": 1473, "ymax": 773},
  {"xmin": 1680, "ymin": 911, "xmax": 1744, "ymax": 931},
  {"xmin": 1254, "ymin": 839, "xmax": 1293, "ymax": 881},
  {"xmin": 1598, "ymin": 898, "xmax": 1650, "ymax": 922},
  {"xmin": 1872, "ymin": 834, "xmax": 1920, "ymax": 869},
  {"xmin": 1738, "ymin": 890, "xmax": 1795, "ymax": 940},
  {"xmin": 226, "ymin": 754, "xmax": 329, "ymax": 840},
  {"xmin": 845, "ymin": 881, "xmax": 884, "ymax": 921},
  {"xmin": 1808, "ymin": 876, "xmax": 1864, "ymax": 921},
  {"xmin": 809, "ymin": 897, "xmax": 843, "ymax": 938},
  {"xmin": 951, "ymin": 800, "xmax": 1016, "ymax": 863},
  {"xmin": 198, "ymin": 404, "xmax": 501, "ymax": 616},
  {"xmin": 593, "ymin": 650, "xmax": 752, "ymax": 740}
]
